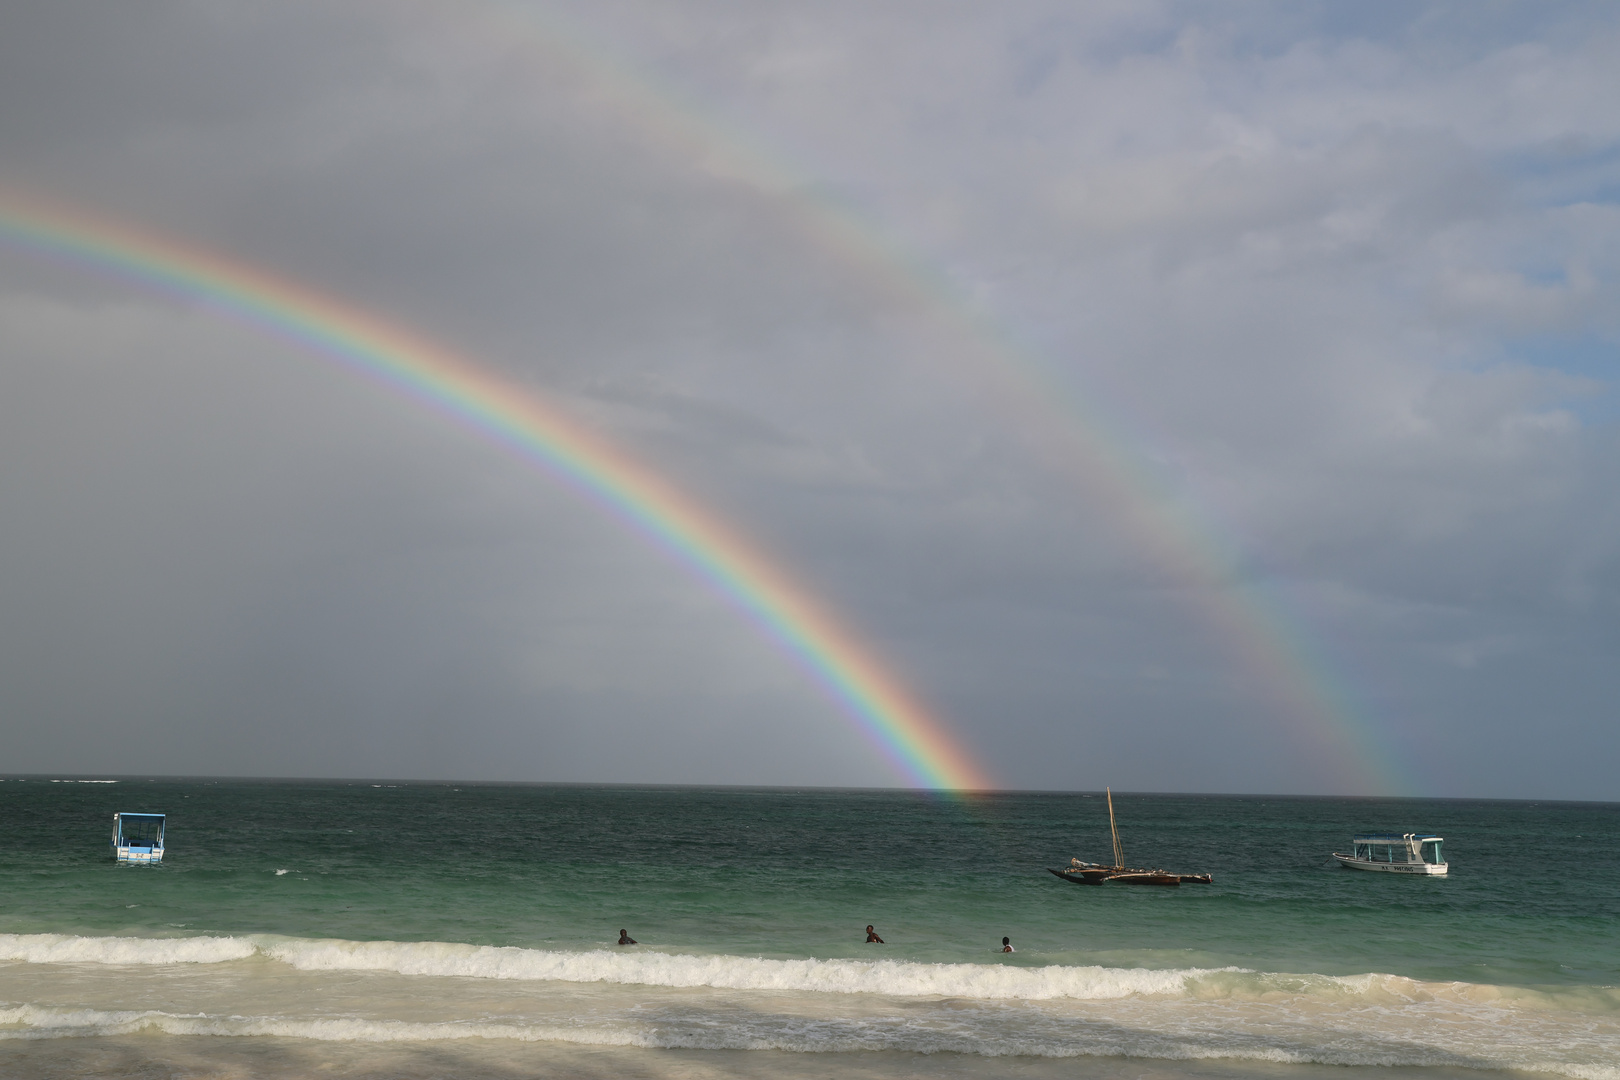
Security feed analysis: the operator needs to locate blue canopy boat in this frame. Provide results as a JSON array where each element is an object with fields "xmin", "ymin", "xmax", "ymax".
[{"xmin": 111, "ymin": 812, "xmax": 165, "ymax": 864}]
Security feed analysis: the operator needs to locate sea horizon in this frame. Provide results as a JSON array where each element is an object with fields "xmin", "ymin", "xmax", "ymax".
[{"xmin": 10, "ymin": 774, "xmax": 1617, "ymax": 806}]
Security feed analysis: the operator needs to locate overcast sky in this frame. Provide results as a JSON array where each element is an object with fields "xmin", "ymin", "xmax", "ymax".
[{"xmin": 1, "ymin": 1, "xmax": 1617, "ymax": 798}]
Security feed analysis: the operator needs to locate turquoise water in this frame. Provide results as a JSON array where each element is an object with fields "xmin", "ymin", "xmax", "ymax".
[{"xmin": 2, "ymin": 779, "xmax": 1617, "ymax": 1076}]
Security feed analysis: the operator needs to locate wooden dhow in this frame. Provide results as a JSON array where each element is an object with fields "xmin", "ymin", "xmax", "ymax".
[{"xmin": 1048, "ymin": 789, "xmax": 1212, "ymax": 887}]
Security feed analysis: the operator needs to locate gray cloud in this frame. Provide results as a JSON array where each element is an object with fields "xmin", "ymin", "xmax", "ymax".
[{"xmin": 2, "ymin": 1, "xmax": 1618, "ymax": 796}]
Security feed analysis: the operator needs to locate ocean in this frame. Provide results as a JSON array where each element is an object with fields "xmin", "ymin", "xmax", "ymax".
[{"xmin": 1, "ymin": 779, "xmax": 1616, "ymax": 1079}]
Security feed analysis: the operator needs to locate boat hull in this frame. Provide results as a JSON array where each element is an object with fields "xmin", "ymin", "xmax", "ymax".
[
  {"xmin": 1333, "ymin": 853, "xmax": 1446, "ymax": 875},
  {"xmin": 114, "ymin": 846, "xmax": 163, "ymax": 865},
  {"xmin": 1109, "ymin": 872, "xmax": 1181, "ymax": 886},
  {"xmin": 1048, "ymin": 867, "xmax": 1210, "ymax": 886}
]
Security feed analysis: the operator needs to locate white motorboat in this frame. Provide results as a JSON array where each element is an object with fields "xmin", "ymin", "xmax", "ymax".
[
  {"xmin": 1333, "ymin": 833, "xmax": 1446, "ymax": 875},
  {"xmin": 112, "ymin": 812, "xmax": 165, "ymax": 864}
]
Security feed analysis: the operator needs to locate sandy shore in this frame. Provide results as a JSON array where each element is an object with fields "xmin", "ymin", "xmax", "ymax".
[{"xmin": 0, "ymin": 1037, "xmax": 1521, "ymax": 1080}]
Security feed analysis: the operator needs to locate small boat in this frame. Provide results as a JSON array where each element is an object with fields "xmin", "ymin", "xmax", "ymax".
[
  {"xmin": 1333, "ymin": 833, "xmax": 1446, "ymax": 875},
  {"xmin": 111, "ymin": 812, "xmax": 165, "ymax": 864},
  {"xmin": 1048, "ymin": 789, "xmax": 1212, "ymax": 887}
]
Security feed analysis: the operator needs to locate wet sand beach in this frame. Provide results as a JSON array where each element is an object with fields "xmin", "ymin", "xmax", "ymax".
[{"xmin": 0, "ymin": 1036, "xmax": 1535, "ymax": 1080}]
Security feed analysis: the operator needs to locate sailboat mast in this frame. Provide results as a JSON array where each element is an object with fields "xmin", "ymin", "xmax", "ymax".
[{"xmin": 1106, "ymin": 787, "xmax": 1124, "ymax": 868}]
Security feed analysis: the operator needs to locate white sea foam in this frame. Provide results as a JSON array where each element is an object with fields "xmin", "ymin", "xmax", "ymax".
[
  {"xmin": 0, "ymin": 1002, "xmax": 1615, "ymax": 1080},
  {"xmin": 260, "ymin": 938, "xmax": 1221, "ymax": 999},
  {"xmin": 5, "ymin": 932, "xmax": 1617, "ymax": 1018},
  {"xmin": 0, "ymin": 934, "xmax": 256, "ymax": 966},
  {"xmin": 0, "ymin": 931, "xmax": 1219, "ymax": 998},
  {"xmin": 4, "ymin": 936, "xmax": 1617, "ymax": 1077}
]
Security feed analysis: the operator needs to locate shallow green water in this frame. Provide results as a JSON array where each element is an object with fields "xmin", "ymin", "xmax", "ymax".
[{"xmin": 3, "ymin": 779, "xmax": 1615, "ymax": 987}]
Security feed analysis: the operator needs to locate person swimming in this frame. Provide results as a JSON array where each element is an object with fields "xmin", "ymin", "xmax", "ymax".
[
  {"xmin": 865, "ymin": 925, "xmax": 884, "ymax": 943},
  {"xmin": 617, "ymin": 929, "xmax": 636, "ymax": 945},
  {"xmin": 1001, "ymin": 936, "xmax": 1014, "ymax": 953}
]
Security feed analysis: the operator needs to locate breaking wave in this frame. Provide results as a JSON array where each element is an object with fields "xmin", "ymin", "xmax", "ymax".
[
  {"xmin": 261, "ymin": 937, "xmax": 1221, "ymax": 999},
  {"xmin": 4, "ymin": 932, "xmax": 1617, "ymax": 1012},
  {"xmin": 0, "ymin": 934, "xmax": 255, "ymax": 966},
  {"xmin": 0, "ymin": 932, "xmax": 1221, "ymax": 998}
]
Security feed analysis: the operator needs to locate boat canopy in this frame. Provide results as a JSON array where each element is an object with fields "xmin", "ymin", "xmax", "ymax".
[
  {"xmin": 114, "ymin": 813, "xmax": 165, "ymax": 847},
  {"xmin": 1349, "ymin": 833, "xmax": 1443, "ymax": 865}
]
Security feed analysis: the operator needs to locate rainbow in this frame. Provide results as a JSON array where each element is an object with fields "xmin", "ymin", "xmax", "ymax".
[
  {"xmin": 0, "ymin": 192, "xmax": 994, "ymax": 793},
  {"xmin": 462, "ymin": 5, "xmax": 1406, "ymax": 794}
]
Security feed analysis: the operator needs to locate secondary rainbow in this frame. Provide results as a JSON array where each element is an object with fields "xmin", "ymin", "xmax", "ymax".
[
  {"xmin": 0, "ymin": 193, "xmax": 992, "ymax": 793},
  {"xmin": 461, "ymin": 4, "xmax": 1404, "ymax": 793}
]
